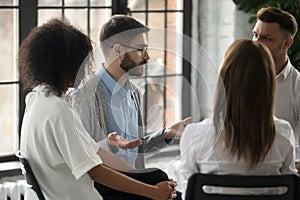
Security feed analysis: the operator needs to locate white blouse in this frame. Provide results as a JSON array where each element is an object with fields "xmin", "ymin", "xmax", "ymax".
[
  {"xmin": 179, "ymin": 117, "xmax": 297, "ymax": 197},
  {"xmin": 21, "ymin": 85, "xmax": 103, "ymax": 200}
]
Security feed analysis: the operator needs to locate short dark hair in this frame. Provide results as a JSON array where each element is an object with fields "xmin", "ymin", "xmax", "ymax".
[
  {"xmin": 18, "ymin": 18, "xmax": 92, "ymax": 96},
  {"xmin": 257, "ymin": 7, "xmax": 298, "ymax": 38},
  {"xmin": 99, "ymin": 15, "xmax": 149, "ymax": 54}
]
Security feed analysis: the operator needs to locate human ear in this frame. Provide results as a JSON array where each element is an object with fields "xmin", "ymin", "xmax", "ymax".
[
  {"xmin": 283, "ymin": 37, "xmax": 293, "ymax": 50},
  {"xmin": 112, "ymin": 43, "xmax": 122, "ymax": 56}
]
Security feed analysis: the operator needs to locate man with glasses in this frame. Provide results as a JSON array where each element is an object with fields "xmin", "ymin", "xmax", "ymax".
[{"xmin": 71, "ymin": 15, "xmax": 191, "ymax": 170}]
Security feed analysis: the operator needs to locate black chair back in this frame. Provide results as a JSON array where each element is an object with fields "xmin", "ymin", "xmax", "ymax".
[
  {"xmin": 15, "ymin": 151, "xmax": 46, "ymax": 200},
  {"xmin": 185, "ymin": 173, "xmax": 299, "ymax": 200}
]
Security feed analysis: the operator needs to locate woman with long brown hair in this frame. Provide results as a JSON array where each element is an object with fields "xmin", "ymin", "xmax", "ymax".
[{"xmin": 180, "ymin": 39, "xmax": 297, "ymax": 196}]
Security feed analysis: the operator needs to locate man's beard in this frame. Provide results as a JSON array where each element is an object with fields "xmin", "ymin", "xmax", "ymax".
[{"xmin": 120, "ymin": 53, "xmax": 147, "ymax": 76}]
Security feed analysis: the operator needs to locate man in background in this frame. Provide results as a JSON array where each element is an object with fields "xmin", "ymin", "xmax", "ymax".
[{"xmin": 252, "ymin": 7, "xmax": 300, "ymax": 173}]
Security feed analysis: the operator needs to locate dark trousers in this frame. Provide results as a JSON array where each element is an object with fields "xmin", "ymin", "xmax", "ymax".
[{"xmin": 175, "ymin": 190, "xmax": 183, "ymax": 200}]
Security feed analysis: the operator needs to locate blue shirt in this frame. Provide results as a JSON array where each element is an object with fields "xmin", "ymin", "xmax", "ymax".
[{"xmin": 96, "ymin": 66, "xmax": 139, "ymax": 167}]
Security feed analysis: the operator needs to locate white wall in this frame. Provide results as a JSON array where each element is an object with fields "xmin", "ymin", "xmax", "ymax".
[{"xmin": 190, "ymin": 0, "xmax": 252, "ymax": 121}]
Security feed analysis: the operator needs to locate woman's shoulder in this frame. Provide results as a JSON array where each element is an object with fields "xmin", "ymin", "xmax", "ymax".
[
  {"xmin": 182, "ymin": 118, "xmax": 215, "ymax": 142},
  {"xmin": 274, "ymin": 117, "xmax": 293, "ymax": 130},
  {"xmin": 274, "ymin": 117, "xmax": 294, "ymax": 142},
  {"xmin": 180, "ymin": 117, "xmax": 217, "ymax": 158},
  {"xmin": 185, "ymin": 118, "xmax": 213, "ymax": 132}
]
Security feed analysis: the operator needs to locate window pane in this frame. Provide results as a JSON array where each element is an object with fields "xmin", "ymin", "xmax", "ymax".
[
  {"xmin": 38, "ymin": 0, "xmax": 62, "ymax": 7},
  {"xmin": 167, "ymin": 0, "xmax": 183, "ymax": 10},
  {"xmin": 148, "ymin": 0, "xmax": 165, "ymax": 10},
  {"xmin": 148, "ymin": 13, "xmax": 164, "ymax": 29},
  {"xmin": 145, "ymin": 79, "xmax": 165, "ymax": 132},
  {"xmin": 90, "ymin": 0, "xmax": 111, "ymax": 7},
  {"xmin": 167, "ymin": 12, "xmax": 182, "ymax": 32},
  {"xmin": 131, "ymin": 77, "xmax": 165, "ymax": 132},
  {"xmin": 128, "ymin": 0, "xmax": 145, "ymax": 10},
  {"xmin": 147, "ymin": 49, "xmax": 165, "ymax": 76},
  {"xmin": 165, "ymin": 75, "xmax": 182, "ymax": 127},
  {"xmin": 166, "ymin": 27, "xmax": 183, "ymax": 74},
  {"xmin": 166, "ymin": 48, "xmax": 182, "ymax": 74},
  {"xmin": 65, "ymin": 0, "xmax": 87, "ymax": 7},
  {"xmin": 147, "ymin": 36, "xmax": 183, "ymax": 76},
  {"xmin": 0, "ymin": 9, "xmax": 18, "ymax": 82},
  {"xmin": 38, "ymin": 9, "xmax": 63, "ymax": 25},
  {"xmin": 148, "ymin": 26, "xmax": 164, "ymax": 50},
  {"xmin": 131, "ymin": 13, "xmax": 146, "ymax": 26},
  {"xmin": 90, "ymin": 8, "xmax": 111, "ymax": 44},
  {"xmin": 65, "ymin": 9, "xmax": 87, "ymax": 34},
  {"xmin": 131, "ymin": 76, "xmax": 182, "ymax": 131},
  {"xmin": 39, "ymin": 0, "xmax": 112, "ymax": 7},
  {"xmin": 148, "ymin": 13, "xmax": 165, "ymax": 71},
  {"xmin": 0, "ymin": 84, "xmax": 18, "ymax": 156},
  {"xmin": 148, "ymin": 25, "xmax": 165, "ymax": 74},
  {"xmin": 0, "ymin": 0, "xmax": 18, "ymax": 6}
]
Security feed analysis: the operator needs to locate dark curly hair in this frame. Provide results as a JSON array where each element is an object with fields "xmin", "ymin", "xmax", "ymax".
[{"xmin": 18, "ymin": 18, "xmax": 92, "ymax": 96}]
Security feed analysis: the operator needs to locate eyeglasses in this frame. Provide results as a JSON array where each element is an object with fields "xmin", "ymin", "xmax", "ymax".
[{"xmin": 120, "ymin": 44, "xmax": 148, "ymax": 57}]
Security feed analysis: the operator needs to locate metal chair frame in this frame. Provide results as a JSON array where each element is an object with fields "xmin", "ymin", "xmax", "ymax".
[{"xmin": 15, "ymin": 151, "xmax": 46, "ymax": 200}]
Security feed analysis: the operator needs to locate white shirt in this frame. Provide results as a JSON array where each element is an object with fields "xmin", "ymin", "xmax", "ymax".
[
  {"xmin": 275, "ymin": 60, "xmax": 300, "ymax": 161},
  {"xmin": 179, "ymin": 117, "xmax": 297, "ymax": 197},
  {"xmin": 20, "ymin": 85, "xmax": 103, "ymax": 200}
]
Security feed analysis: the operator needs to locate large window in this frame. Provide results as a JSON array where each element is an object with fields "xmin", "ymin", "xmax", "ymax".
[
  {"xmin": 128, "ymin": 0, "xmax": 186, "ymax": 133},
  {"xmin": 0, "ymin": 0, "xmax": 191, "ymax": 161},
  {"xmin": 0, "ymin": 1, "xmax": 19, "ymax": 159}
]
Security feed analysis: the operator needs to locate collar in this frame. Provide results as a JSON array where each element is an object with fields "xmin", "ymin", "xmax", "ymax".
[
  {"xmin": 276, "ymin": 59, "xmax": 292, "ymax": 80},
  {"xmin": 32, "ymin": 85, "xmax": 69, "ymax": 101},
  {"xmin": 33, "ymin": 85, "xmax": 59, "ymax": 95},
  {"xmin": 96, "ymin": 64, "xmax": 131, "ymax": 95}
]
